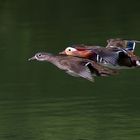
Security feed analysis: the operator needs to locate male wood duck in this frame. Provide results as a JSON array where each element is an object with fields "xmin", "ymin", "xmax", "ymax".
[
  {"xmin": 59, "ymin": 44, "xmax": 140, "ymax": 68},
  {"xmin": 28, "ymin": 52, "xmax": 117, "ymax": 82}
]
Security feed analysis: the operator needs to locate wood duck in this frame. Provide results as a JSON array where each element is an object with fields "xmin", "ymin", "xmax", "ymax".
[
  {"xmin": 59, "ymin": 44, "xmax": 140, "ymax": 68},
  {"xmin": 28, "ymin": 52, "xmax": 117, "ymax": 82}
]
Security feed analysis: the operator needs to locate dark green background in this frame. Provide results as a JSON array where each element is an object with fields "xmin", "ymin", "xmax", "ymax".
[{"xmin": 0, "ymin": 0, "xmax": 140, "ymax": 140}]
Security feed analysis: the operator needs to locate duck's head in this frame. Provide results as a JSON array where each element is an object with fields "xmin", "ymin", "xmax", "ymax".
[
  {"xmin": 59, "ymin": 47, "xmax": 92, "ymax": 58},
  {"xmin": 59, "ymin": 47, "xmax": 77, "ymax": 55},
  {"xmin": 28, "ymin": 52, "xmax": 52, "ymax": 61}
]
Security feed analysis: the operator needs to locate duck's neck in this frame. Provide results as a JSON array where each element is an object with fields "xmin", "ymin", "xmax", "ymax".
[
  {"xmin": 78, "ymin": 50, "xmax": 93, "ymax": 58},
  {"xmin": 44, "ymin": 54, "xmax": 59, "ymax": 64},
  {"xmin": 43, "ymin": 53, "xmax": 53, "ymax": 60}
]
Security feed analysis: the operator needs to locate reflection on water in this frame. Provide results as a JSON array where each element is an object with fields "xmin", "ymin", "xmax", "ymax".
[{"xmin": 1, "ymin": 0, "xmax": 140, "ymax": 140}]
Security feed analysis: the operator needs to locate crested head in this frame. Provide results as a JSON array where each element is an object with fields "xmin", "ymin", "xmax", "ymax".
[
  {"xmin": 59, "ymin": 46, "xmax": 88, "ymax": 55},
  {"xmin": 28, "ymin": 52, "xmax": 53, "ymax": 61},
  {"xmin": 59, "ymin": 46, "xmax": 92, "ymax": 58},
  {"xmin": 59, "ymin": 47, "xmax": 77, "ymax": 55},
  {"xmin": 64, "ymin": 47, "xmax": 77, "ymax": 55}
]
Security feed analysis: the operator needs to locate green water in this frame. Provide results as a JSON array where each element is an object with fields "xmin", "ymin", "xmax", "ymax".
[{"xmin": 0, "ymin": 0, "xmax": 140, "ymax": 140}]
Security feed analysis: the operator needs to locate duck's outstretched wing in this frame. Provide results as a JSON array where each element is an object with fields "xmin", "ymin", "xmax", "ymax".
[
  {"xmin": 57, "ymin": 56, "xmax": 118, "ymax": 82},
  {"xmin": 66, "ymin": 66, "xmax": 94, "ymax": 82},
  {"xmin": 58, "ymin": 57, "xmax": 94, "ymax": 82}
]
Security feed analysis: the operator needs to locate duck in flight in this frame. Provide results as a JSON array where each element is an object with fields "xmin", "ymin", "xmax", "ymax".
[
  {"xmin": 28, "ymin": 52, "xmax": 117, "ymax": 82},
  {"xmin": 59, "ymin": 40, "xmax": 140, "ymax": 68}
]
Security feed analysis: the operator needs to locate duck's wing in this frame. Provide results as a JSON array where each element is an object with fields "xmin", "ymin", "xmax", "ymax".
[
  {"xmin": 55, "ymin": 56, "xmax": 118, "ymax": 82},
  {"xmin": 84, "ymin": 61, "xmax": 119, "ymax": 76},
  {"xmin": 66, "ymin": 66, "xmax": 94, "ymax": 82},
  {"xmin": 91, "ymin": 48, "xmax": 119, "ymax": 65},
  {"xmin": 66, "ymin": 70, "xmax": 80, "ymax": 77},
  {"xmin": 77, "ymin": 67, "xmax": 94, "ymax": 82},
  {"xmin": 106, "ymin": 38, "xmax": 140, "ymax": 52},
  {"xmin": 59, "ymin": 57, "xmax": 94, "ymax": 82},
  {"xmin": 65, "ymin": 57, "xmax": 118, "ymax": 80}
]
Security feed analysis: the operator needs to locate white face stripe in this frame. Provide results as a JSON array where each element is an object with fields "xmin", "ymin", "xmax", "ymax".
[{"xmin": 65, "ymin": 47, "xmax": 77, "ymax": 52}]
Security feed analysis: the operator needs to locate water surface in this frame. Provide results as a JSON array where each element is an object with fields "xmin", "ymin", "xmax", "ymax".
[{"xmin": 0, "ymin": 0, "xmax": 140, "ymax": 140}]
